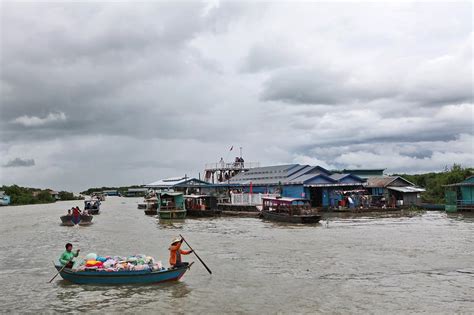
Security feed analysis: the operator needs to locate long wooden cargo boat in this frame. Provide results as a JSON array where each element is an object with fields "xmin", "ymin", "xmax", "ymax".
[
  {"xmin": 260, "ymin": 197, "xmax": 321, "ymax": 224},
  {"xmin": 53, "ymin": 263, "xmax": 193, "ymax": 285}
]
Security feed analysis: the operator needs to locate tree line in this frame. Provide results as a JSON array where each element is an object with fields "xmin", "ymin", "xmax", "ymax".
[
  {"xmin": 394, "ymin": 164, "xmax": 473, "ymax": 204},
  {"xmin": 1, "ymin": 185, "xmax": 83, "ymax": 205}
]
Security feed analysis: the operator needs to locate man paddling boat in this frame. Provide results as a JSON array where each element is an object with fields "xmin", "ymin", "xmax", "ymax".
[
  {"xmin": 169, "ymin": 237, "xmax": 192, "ymax": 268},
  {"xmin": 59, "ymin": 243, "xmax": 80, "ymax": 268}
]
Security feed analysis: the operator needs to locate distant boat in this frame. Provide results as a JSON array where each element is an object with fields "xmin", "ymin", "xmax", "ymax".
[
  {"xmin": 60, "ymin": 214, "xmax": 93, "ymax": 226},
  {"xmin": 185, "ymin": 195, "xmax": 221, "ymax": 217},
  {"xmin": 158, "ymin": 192, "xmax": 186, "ymax": 219},
  {"xmin": 260, "ymin": 197, "xmax": 322, "ymax": 224},
  {"xmin": 84, "ymin": 199, "xmax": 101, "ymax": 215},
  {"xmin": 53, "ymin": 262, "xmax": 193, "ymax": 285},
  {"xmin": 143, "ymin": 196, "xmax": 158, "ymax": 215}
]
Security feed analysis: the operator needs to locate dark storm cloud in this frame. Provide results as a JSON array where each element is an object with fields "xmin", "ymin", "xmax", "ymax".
[
  {"xmin": 0, "ymin": 2, "xmax": 472, "ymax": 190},
  {"xmin": 0, "ymin": 2, "xmax": 211, "ymax": 143},
  {"xmin": 240, "ymin": 43, "xmax": 296, "ymax": 73},
  {"xmin": 4, "ymin": 158, "xmax": 35, "ymax": 168},
  {"xmin": 260, "ymin": 67, "xmax": 395, "ymax": 105}
]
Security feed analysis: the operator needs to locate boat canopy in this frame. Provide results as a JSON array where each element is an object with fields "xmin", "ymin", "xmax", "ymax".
[
  {"xmin": 161, "ymin": 192, "xmax": 184, "ymax": 197},
  {"xmin": 184, "ymin": 195, "xmax": 215, "ymax": 199},
  {"xmin": 262, "ymin": 197, "xmax": 310, "ymax": 204}
]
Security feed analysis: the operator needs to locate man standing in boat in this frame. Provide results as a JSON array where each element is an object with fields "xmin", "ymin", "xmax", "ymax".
[
  {"xmin": 59, "ymin": 243, "xmax": 80, "ymax": 268},
  {"xmin": 169, "ymin": 238, "xmax": 192, "ymax": 268}
]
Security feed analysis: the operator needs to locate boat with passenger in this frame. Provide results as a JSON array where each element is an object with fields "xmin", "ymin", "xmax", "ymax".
[
  {"xmin": 260, "ymin": 197, "xmax": 322, "ymax": 223},
  {"xmin": 53, "ymin": 253, "xmax": 193, "ymax": 285},
  {"xmin": 84, "ymin": 199, "xmax": 101, "ymax": 215},
  {"xmin": 185, "ymin": 195, "xmax": 221, "ymax": 217},
  {"xmin": 60, "ymin": 208, "xmax": 93, "ymax": 226}
]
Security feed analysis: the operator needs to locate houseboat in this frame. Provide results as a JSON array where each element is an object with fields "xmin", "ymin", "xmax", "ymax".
[
  {"xmin": 158, "ymin": 192, "xmax": 186, "ymax": 219},
  {"xmin": 185, "ymin": 195, "xmax": 221, "ymax": 217},
  {"xmin": 260, "ymin": 197, "xmax": 322, "ymax": 224}
]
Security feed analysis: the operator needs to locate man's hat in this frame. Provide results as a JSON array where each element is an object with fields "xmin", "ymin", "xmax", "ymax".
[{"xmin": 171, "ymin": 237, "xmax": 181, "ymax": 244}]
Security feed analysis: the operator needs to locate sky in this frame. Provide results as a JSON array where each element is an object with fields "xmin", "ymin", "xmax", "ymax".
[{"xmin": 0, "ymin": 1, "xmax": 472, "ymax": 191}]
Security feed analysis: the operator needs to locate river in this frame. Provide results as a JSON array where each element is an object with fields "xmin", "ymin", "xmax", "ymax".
[{"xmin": 0, "ymin": 197, "xmax": 472, "ymax": 313}]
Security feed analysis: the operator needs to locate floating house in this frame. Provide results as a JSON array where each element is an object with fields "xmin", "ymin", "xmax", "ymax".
[
  {"xmin": 125, "ymin": 188, "xmax": 149, "ymax": 197},
  {"xmin": 145, "ymin": 176, "xmax": 211, "ymax": 194},
  {"xmin": 48, "ymin": 190, "xmax": 60, "ymax": 200},
  {"xmin": 444, "ymin": 176, "xmax": 474, "ymax": 212},
  {"xmin": 103, "ymin": 190, "xmax": 120, "ymax": 196},
  {"xmin": 0, "ymin": 191, "xmax": 11, "ymax": 206},
  {"xmin": 365, "ymin": 176, "xmax": 425, "ymax": 207},
  {"xmin": 227, "ymin": 164, "xmax": 366, "ymax": 208}
]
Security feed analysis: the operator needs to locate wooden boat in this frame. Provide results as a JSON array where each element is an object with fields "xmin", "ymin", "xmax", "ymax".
[
  {"xmin": 158, "ymin": 192, "xmax": 186, "ymax": 219},
  {"xmin": 185, "ymin": 195, "xmax": 221, "ymax": 217},
  {"xmin": 60, "ymin": 214, "xmax": 93, "ymax": 226},
  {"xmin": 260, "ymin": 197, "xmax": 322, "ymax": 224},
  {"xmin": 53, "ymin": 262, "xmax": 193, "ymax": 285},
  {"xmin": 84, "ymin": 199, "xmax": 101, "ymax": 215},
  {"xmin": 143, "ymin": 196, "xmax": 158, "ymax": 215}
]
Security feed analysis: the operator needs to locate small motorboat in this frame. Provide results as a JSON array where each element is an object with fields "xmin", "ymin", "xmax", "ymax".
[
  {"xmin": 84, "ymin": 199, "xmax": 101, "ymax": 215},
  {"xmin": 60, "ymin": 214, "xmax": 93, "ymax": 226},
  {"xmin": 53, "ymin": 262, "xmax": 193, "ymax": 285}
]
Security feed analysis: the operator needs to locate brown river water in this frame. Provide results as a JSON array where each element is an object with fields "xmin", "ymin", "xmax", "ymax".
[{"xmin": 0, "ymin": 197, "xmax": 472, "ymax": 313}]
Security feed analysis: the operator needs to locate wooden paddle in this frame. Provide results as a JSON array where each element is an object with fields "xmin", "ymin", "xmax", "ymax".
[
  {"xmin": 48, "ymin": 258, "xmax": 74, "ymax": 283},
  {"xmin": 179, "ymin": 234, "xmax": 212, "ymax": 275}
]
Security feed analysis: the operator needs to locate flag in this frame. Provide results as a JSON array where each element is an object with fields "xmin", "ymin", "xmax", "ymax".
[{"xmin": 229, "ymin": 146, "xmax": 233, "ymax": 151}]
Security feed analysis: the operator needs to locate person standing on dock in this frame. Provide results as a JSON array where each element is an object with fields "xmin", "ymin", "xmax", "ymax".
[
  {"xmin": 59, "ymin": 243, "xmax": 80, "ymax": 268},
  {"xmin": 169, "ymin": 238, "xmax": 192, "ymax": 268}
]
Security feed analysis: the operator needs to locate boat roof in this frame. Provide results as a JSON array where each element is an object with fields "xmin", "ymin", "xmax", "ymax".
[
  {"xmin": 160, "ymin": 192, "xmax": 183, "ymax": 197},
  {"xmin": 262, "ymin": 197, "xmax": 310, "ymax": 202},
  {"xmin": 184, "ymin": 195, "xmax": 216, "ymax": 199}
]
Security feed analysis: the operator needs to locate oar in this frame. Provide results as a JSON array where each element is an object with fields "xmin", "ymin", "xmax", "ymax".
[
  {"xmin": 179, "ymin": 234, "xmax": 212, "ymax": 275},
  {"xmin": 48, "ymin": 258, "xmax": 74, "ymax": 283}
]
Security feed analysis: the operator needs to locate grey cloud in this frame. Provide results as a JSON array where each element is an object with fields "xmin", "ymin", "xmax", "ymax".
[
  {"xmin": 240, "ymin": 43, "xmax": 296, "ymax": 73},
  {"xmin": 260, "ymin": 67, "xmax": 395, "ymax": 105},
  {"xmin": 0, "ymin": 2, "xmax": 472, "ymax": 191},
  {"xmin": 4, "ymin": 158, "xmax": 35, "ymax": 168}
]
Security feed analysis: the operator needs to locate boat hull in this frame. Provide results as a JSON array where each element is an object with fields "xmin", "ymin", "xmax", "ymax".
[
  {"xmin": 60, "ymin": 215, "xmax": 93, "ymax": 226},
  {"xmin": 54, "ymin": 264, "xmax": 190, "ymax": 285},
  {"xmin": 159, "ymin": 210, "xmax": 186, "ymax": 219},
  {"xmin": 88, "ymin": 209, "xmax": 100, "ymax": 215},
  {"xmin": 261, "ymin": 211, "xmax": 321, "ymax": 224},
  {"xmin": 144, "ymin": 210, "xmax": 158, "ymax": 215}
]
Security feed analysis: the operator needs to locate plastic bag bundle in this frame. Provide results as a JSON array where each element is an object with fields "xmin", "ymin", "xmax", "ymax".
[
  {"xmin": 85, "ymin": 253, "xmax": 97, "ymax": 261},
  {"xmin": 74, "ymin": 253, "xmax": 162, "ymax": 272}
]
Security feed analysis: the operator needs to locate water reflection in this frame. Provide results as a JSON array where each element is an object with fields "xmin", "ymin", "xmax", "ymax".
[
  {"xmin": 447, "ymin": 212, "xmax": 474, "ymax": 223},
  {"xmin": 157, "ymin": 219, "xmax": 186, "ymax": 229},
  {"xmin": 54, "ymin": 280, "xmax": 192, "ymax": 312}
]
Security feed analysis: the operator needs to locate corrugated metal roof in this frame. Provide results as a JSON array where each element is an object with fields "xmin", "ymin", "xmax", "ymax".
[
  {"xmin": 146, "ymin": 177, "xmax": 188, "ymax": 187},
  {"xmin": 285, "ymin": 173, "xmax": 331, "ymax": 184},
  {"xmin": 229, "ymin": 164, "xmax": 303, "ymax": 183},
  {"xmin": 366, "ymin": 176, "xmax": 399, "ymax": 187},
  {"xmin": 286, "ymin": 166, "xmax": 318, "ymax": 181},
  {"xmin": 388, "ymin": 186, "xmax": 426, "ymax": 193}
]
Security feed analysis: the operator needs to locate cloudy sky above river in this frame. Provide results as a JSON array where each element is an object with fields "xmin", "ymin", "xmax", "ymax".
[{"xmin": 1, "ymin": 1, "xmax": 472, "ymax": 191}]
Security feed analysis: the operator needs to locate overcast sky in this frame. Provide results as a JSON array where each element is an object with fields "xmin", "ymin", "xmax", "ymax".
[{"xmin": 0, "ymin": 1, "xmax": 472, "ymax": 191}]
